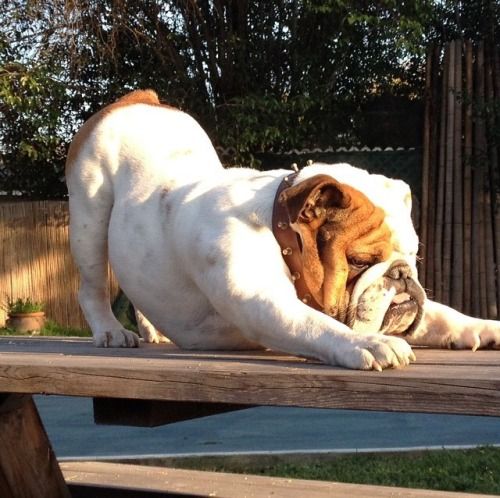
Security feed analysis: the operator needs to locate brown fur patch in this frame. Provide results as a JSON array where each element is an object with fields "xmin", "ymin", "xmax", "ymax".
[
  {"xmin": 282, "ymin": 175, "xmax": 393, "ymax": 320},
  {"xmin": 116, "ymin": 89, "xmax": 160, "ymax": 106},
  {"xmin": 320, "ymin": 184, "xmax": 392, "ymax": 320},
  {"xmin": 65, "ymin": 89, "xmax": 178, "ymax": 172}
]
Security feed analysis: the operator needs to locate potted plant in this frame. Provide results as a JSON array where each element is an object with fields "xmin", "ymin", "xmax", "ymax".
[{"xmin": 4, "ymin": 297, "xmax": 46, "ymax": 334}]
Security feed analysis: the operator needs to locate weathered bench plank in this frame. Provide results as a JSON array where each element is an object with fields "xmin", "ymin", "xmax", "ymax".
[
  {"xmin": 93, "ymin": 397, "xmax": 252, "ymax": 426},
  {"xmin": 1, "ymin": 337, "xmax": 500, "ymax": 416},
  {"xmin": 0, "ymin": 394, "xmax": 70, "ymax": 498},
  {"xmin": 61, "ymin": 461, "xmax": 494, "ymax": 498}
]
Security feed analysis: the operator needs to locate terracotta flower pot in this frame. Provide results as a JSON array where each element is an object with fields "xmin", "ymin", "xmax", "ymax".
[{"xmin": 6, "ymin": 312, "xmax": 46, "ymax": 334}]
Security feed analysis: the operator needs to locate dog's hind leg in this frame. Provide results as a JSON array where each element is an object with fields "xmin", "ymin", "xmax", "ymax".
[
  {"xmin": 136, "ymin": 309, "xmax": 170, "ymax": 344},
  {"xmin": 67, "ymin": 169, "xmax": 140, "ymax": 347}
]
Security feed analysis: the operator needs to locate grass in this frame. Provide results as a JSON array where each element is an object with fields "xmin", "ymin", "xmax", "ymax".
[
  {"xmin": 133, "ymin": 447, "xmax": 500, "ymax": 495},
  {"xmin": 0, "ymin": 319, "xmax": 91, "ymax": 337}
]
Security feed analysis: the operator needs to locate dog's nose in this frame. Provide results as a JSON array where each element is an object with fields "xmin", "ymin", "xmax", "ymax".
[{"xmin": 386, "ymin": 260, "xmax": 412, "ymax": 281}]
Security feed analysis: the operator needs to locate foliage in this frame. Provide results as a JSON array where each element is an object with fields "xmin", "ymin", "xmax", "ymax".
[
  {"xmin": 0, "ymin": 62, "xmax": 68, "ymax": 197},
  {"xmin": 3, "ymin": 296, "xmax": 44, "ymax": 314},
  {"xmin": 0, "ymin": 1, "xmax": 499, "ymax": 195},
  {"xmin": 428, "ymin": 0, "xmax": 500, "ymax": 43}
]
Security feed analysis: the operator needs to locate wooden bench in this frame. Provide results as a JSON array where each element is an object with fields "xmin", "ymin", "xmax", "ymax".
[{"xmin": 1, "ymin": 336, "xmax": 499, "ymax": 497}]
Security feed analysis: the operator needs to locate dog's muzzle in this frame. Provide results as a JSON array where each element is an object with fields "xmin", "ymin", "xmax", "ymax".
[
  {"xmin": 348, "ymin": 259, "xmax": 426, "ymax": 336},
  {"xmin": 380, "ymin": 260, "xmax": 425, "ymax": 335}
]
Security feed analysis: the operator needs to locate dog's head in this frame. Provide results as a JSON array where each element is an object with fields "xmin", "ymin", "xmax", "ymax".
[{"xmin": 279, "ymin": 164, "xmax": 426, "ymax": 336}]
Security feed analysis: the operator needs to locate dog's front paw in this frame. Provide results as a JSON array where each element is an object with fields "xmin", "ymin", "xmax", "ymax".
[
  {"xmin": 94, "ymin": 328, "xmax": 140, "ymax": 348},
  {"xmin": 338, "ymin": 335, "xmax": 415, "ymax": 371},
  {"xmin": 448, "ymin": 323, "xmax": 500, "ymax": 351}
]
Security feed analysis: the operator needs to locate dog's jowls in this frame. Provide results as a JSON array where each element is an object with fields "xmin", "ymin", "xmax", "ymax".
[{"xmin": 66, "ymin": 90, "xmax": 500, "ymax": 370}]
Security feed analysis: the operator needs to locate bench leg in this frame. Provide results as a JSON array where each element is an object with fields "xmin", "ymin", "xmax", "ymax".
[{"xmin": 0, "ymin": 394, "xmax": 71, "ymax": 498}]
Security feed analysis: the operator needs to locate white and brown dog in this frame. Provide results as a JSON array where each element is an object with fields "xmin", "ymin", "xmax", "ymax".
[{"xmin": 66, "ymin": 90, "xmax": 500, "ymax": 370}]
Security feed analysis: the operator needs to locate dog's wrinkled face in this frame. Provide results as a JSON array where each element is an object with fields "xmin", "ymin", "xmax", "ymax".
[{"xmin": 280, "ymin": 173, "xmax": 426, "ymax": 336}]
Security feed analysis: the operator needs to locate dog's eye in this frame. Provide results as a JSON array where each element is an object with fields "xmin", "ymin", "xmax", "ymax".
[{"xmin": 348, "ymin": 257, "xmax": 369, "ymax": 271}]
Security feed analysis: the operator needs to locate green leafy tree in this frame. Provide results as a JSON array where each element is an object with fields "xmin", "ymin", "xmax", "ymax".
[
  {"xmin": 1, "ymin": 0, "xmax": 498, "ymax": 196},
  {"xmin": 0, "ymin": 61, "xmax": 68, "ymax": 197}
]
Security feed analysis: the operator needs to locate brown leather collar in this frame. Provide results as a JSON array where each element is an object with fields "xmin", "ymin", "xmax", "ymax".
[{"xmin": 272, "ymin": 173, "xmax": 323, "ymax": 311}]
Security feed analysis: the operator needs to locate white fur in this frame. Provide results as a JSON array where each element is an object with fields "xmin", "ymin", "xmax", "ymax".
[{"xmin": 67, "ymin": 102, "xmax": 500, "ymax": 370}]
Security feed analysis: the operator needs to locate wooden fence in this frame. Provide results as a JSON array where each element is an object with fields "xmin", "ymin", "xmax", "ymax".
[
  {"xmin": 0, "ymin": 201, "xmax": 117, "ymax": 329},
  {"xmin": 420, "ymin": 39, "xmax": 500, "ymax": 319}
]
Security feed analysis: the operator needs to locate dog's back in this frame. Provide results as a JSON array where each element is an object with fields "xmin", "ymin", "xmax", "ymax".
[{"xmin": 66, "ymin": 90, "xmax": 222, "ymax": 198}]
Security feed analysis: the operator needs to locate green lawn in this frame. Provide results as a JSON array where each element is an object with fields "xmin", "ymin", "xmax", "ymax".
[
  {"xmin": 264, "ymin": 448, "xmax": 500, "ymax": 493},
  {"xmin": 0, "ymin": 319, "xmax": 91, "ymax": 337},
  {"xmin": 138, "ymin": 447, "xmax": 500, "ymax": 494}
]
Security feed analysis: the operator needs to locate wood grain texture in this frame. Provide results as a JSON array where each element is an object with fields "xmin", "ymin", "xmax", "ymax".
[
  {"xmin": 1, "ymin": 338, "xmax": 500, "ymax": 416},
  {"xmin": 0, "ymin": 394, "xmax": 71, "ymax": 498},
  {"xmin": 419, "ymin": 45, "xmax": 433, "ymax": 289},
  {"xmin": 423, "ymin": 43, "xmax": 442, "ymax": 297},
  {"xmin": 451, "ymin": 39, "xmax": 463, "ymax": 312},
  {"xmin": 60, "ymin": 461, "xmax": 494, "ymax": 498},
  {"xmin": 463, "ymin": 40, "xmax": 474, "ymax": 316},
  {"xmin": 443, "ymin": 39, "xmax": 456, "ymax": 306},
  {"xmin": 474, "ymin": 42, "xmax": 488, "ymax": 318},
  {"xmin": 434, "ymin": 42, "xmax": 450, "ymax": 304}
]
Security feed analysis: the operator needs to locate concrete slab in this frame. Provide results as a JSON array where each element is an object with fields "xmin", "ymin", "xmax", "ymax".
[{"xmin": 35, "ymin": 396, "xmax": 500, "ymax": 459}]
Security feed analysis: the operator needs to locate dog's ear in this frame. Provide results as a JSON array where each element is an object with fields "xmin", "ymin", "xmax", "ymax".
[
  {"xmin": 279, "ymin": 175, "xmax": 351, "ymax": 227},
  {"xmin": 279, "ymin": 175, "xmax": 352, "ymax": 309}
]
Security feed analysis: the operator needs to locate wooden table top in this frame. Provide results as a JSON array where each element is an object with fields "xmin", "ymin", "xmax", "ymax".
[{"xmin": 1, "ymin": 336, "xmax": 499, "ymax": 417}]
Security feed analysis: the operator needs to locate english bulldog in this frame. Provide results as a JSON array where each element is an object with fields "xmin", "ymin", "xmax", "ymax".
[{"xmin": 66, "ymin": 90, "xmax": 500, "ymax": 370}]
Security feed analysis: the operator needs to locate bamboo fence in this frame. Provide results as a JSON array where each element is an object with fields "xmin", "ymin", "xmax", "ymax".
[
  {"xmin": 420, "ymin": 39, "xmax": 500, "ymax": 319},
  {"xmin": 0, "ymin": 201, "xmax": 118, "ymax": 329}
]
